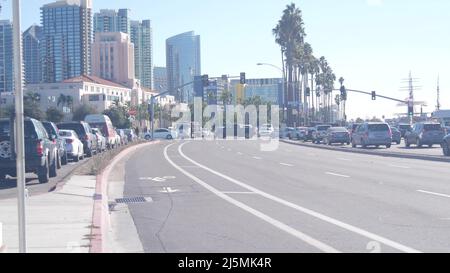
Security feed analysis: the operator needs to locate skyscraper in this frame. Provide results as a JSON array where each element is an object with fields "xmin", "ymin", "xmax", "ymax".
[
  {"xmin": 130, "ymin": 20, "xmax": 153, "ymax": 89},
  {"xmin": 93, "ymin": 9, "xmax": 130, "ymax": 35},
  {"xmin": 91, "ymin": 32, "xmax": 135, "ymax": 86},
  {"xmin": 41, "ymin": 0, "xmax": 92, "ymax": 83},
  {"xmin": 153, "ymin": 66, "xmax": 167, "ymax": 93},
  {"xmin": 166, "ymin": 31, "xmax": 201, "ymax": 103},
  {"xmin": 0, "ymin": 20, "xmax": 14, "ymax": 93},
  {"xmin": 23, "ymin": 25, "xmax": 43, "ymax": 85}
]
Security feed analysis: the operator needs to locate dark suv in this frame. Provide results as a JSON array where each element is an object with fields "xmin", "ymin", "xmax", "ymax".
[
  {"xmin": 42, "ymin": 121, "xmax": 68, "ymax": 168},
  {"xmin": 57, "ymin": 122, "xmax": 98, "ymax": 157},
  {"xmin": 0, "ymin": 118, "xmax": 59, "ymax": 183}
]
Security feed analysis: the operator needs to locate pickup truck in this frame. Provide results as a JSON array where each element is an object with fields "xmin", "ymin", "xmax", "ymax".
[{"xmin": 0, "ymin": 118, "xmax": 59, "ymax": 183}]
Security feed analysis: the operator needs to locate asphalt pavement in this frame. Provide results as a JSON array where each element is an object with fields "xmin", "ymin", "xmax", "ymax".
[{"xmin": 118, "ymin": 139, "xmax": 450, "ymax": 253}]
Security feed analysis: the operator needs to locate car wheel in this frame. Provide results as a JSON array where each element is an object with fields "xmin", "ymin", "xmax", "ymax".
[
  {"xmin": 386, "ymin": 144, "xmax": 391, "ymax": 149},
  {"xmin": 405, "ymin": 139, "xmax": 410, "ymax": 148},
  {"xmin": 352, "ymin": 140, "xmax": 357, "ymax": 148},
  {"xmin": 86, "ymin": 148, "xmax": 93, "ymax": 157},
  {"xmin": 396, "ymin": 141, "xmax": 400, "ymax": 145},
  {"xmin": 49, "ymin": 154, "xmax": 57, "ymax": 178},
  {"xmin": 56, "ymin": 152, "xmax": 62, "ymax": 169},
  {"xmin": 361, "ymin": 139, "xmax": 367, "ymax": 149},
  {"xmin": 428, "ymin": 144, "xmax": 433, "ymax": 148},
  {"xmin": 145, "ymin": 135, "xmax": 151, "ymax": 141},
  {"xmin": 443, "ymin": 142, "xmax": 450, "ymax": 156},
  {"xmin": 416, "ymin": 139, "xmax": 422, "ymax": 148},
  {"xmin": 167, "ymin": 134, "xmax": 173, "ymax": 140},
  {"xmin": 61, "ymin": 152, "xmax": 68, "ymax": 165},
  {"xmin": 38, "ymin": 157, "xmax": 50, "ymax": 184}
]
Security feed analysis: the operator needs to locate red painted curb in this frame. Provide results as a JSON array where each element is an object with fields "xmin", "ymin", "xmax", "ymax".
[
  {"xmin": 89, "ymin": 141, "xmax": 160, "ymax": 253},
  {"xmin": 0, "ymin": 245, "xmax": 6, "ymax": 253}
]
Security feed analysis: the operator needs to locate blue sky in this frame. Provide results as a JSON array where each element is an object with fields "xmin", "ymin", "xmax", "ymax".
[{"xmin": 1, "ymin": 0, "xmax": 449, "ymax": 119}]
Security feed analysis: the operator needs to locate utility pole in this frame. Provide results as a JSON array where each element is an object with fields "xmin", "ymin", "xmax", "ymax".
[
  {"xmin": 13, "ymin": 0, "xmax": 27, "ymax": 253},
  {"xmin": 436, "ymin": 75, "xmax": 441, "ymax": 111}
]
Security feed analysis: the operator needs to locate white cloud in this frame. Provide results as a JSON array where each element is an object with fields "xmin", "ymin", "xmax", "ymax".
[{"xmin": 367, "ymin": 0, "xmax": 383, "ymax": 6}]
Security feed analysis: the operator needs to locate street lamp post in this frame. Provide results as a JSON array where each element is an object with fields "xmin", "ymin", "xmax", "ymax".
[
  {"xmin": 12, "ymin": 0, "xmax": 27, "ymax": 253},
  {"xmin": 257, "ymin": 63, "xmax": 286, "ymax": 124}
]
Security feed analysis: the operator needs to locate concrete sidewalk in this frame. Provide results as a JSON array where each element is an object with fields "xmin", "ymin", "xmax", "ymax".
[{"xmin": 0, "ymin": 175, "xmax": 96, "ymax": 253}]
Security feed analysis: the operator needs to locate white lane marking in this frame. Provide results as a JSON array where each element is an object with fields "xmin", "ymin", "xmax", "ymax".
[
  {"xmin": 388, "ymin": 164, "xmax": 411, "ymax": 169},
  {"xmin": 280, "ymin": 163, "xmax": 294, "ymax": 167},
  {"xmin": 163, "ymin": 144, "xmax": 339, "ymax": 253},
  {"xmin": 178, "ymin": 142, "xmax": 421, "ymax": 253},
  {"xmin": 237, "ymin": 152, "xmax": 244, "ymax": 155},
  {"xmin": 222, "ymin": 192, "xmax": 258, "ymax": 195},
  {"xmin": 417, "ymin": 190, "xmax": 450, "ymax": 199},
  {"xmin": 325, "ymin": 172, "xmax": 351, "ymax": 178},
  {"xmin": 253, "ymin": 156, "xmax": 262, "ymax": 160},
  {"xmin": 337, "ymin": 158, "xmax": 352, "ymax": 162}
]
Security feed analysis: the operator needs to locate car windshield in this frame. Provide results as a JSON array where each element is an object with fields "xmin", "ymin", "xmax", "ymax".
[
  {"xmin": 368, "ymin": 124, "xmax": 390, "ymax": 132},
  {"xmin": 0, "ymin": 120, "xmax": 37, "ymax": 139},
  {"xmin": 424, "ymin": 124, "xmax": 442, "ymax": 131},
  {"xmin": 330, "ymin": 127, "xmax": 347, "ymax": 132},
  {"xmin": 317, "ymin": 125, "xmax": 331, "ymax": 131},
  {"xmin": 59, "ymin": 130, "xmax": 73, "ymax": 137},
  {"xmin": 58, "ymin": 124, "xmax": 85, "ymax": 136}
]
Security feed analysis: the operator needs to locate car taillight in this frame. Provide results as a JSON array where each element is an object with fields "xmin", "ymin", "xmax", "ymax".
[{"xmin": 36, "ymin": 140, "xmax": 44, "ymax": 156}]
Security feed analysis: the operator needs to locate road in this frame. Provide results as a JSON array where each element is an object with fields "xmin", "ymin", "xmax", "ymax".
[{"xmin": 118, "ymin": 139, "xmax": 450, "ymax": 253}]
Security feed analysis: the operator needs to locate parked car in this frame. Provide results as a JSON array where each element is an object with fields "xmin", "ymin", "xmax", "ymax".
[
  {"xmin": 405, "ymin": 123, "xmax": 445, "ymax": 148},
  {"xmin": 280, "ymin": 127, "xmax": 295, "ymax": 139},
  {"xmin": 324, "ymin": 127, "xmax": 350, "ymax": 145},
  {"xmin": 92, "ymin": 128, "xmax": 107, "ymax": 152},
  {"xmin": 389, "ymin": 127, "xmax": 401, "ymax": 145},
  {"xmin": 116, "ymin": 129, "xmax": 128, "ymax": 146},
  {"xmin": 144, "ymin": 128, "xmax": 174, "ymax": 140},
  {"xmin": 0, "ymin": 118, "xmax": 58, "ymax": 183},
  {"xmin": 312, "ymin": 125, "xmax": 332, "ymax": 144},
  {"xmin": 85, "ymin": 115, "xmax": 118, "ymax": 149},
  {"xmin": 348, "ymin": 123, "xmax": 362, "ymax": 142},
  {"xmin": 351, "ymin": 122, "xmax": 392, "ymax": 149},
  {"xmin": 258, "ymin": 124, "xmax": 274, "ymax": 138},
  {"xmin": 58, "ymin": 122, "xmax": 98, "ymax": 157},
  {"xmin": 442, "ymin": 134, "xmax": 450, "ymax": 156},
  {"xmin": 397, "ymin": 124, "xmax": 412, "ymax": 138},
  {"xmin": 58, "ymin": 130, "xmax": 84, "ymax": 162},
  {"xmin": 303, "ymin": 127, "xmax": 316, "ymax": 142},
  {"xmin": 295, "ymin": 127, "xmax": 308, "ymax": 140},
  {"xmin": 42, "ymin": 121, "xmax": 68, "ymax": 168},
  {"xmin": 124, "ymin": 129, "xmax": 138, "ymax": 142}
]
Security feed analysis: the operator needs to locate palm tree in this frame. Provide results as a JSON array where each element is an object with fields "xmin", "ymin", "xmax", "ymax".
[{"xmin": 273, "ymin": 3, "xmax": 306, "ymax": 126}]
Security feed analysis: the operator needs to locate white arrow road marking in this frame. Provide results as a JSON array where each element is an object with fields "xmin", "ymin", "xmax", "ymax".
[
  {"xmin": 176, "ymin": 142, "xmax": 421, "ymax": 253},
  {"xmin": 139, "ymin": 176, "xmax": 177, "ymax": 182},
  {"xmin": 160, "ymin": 187, "xmax": 180, "ymax": 193}
]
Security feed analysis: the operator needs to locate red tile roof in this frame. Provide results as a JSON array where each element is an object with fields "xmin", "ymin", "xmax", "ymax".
[{"xmin": 63, "ymin": 75, "xmax": 129, "ymax": 89}]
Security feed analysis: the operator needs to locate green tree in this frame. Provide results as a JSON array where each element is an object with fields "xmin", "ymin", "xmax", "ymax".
[
  {"xmin": 273, "ymin": 3, "xmax": 306, "ymax": 126},
  {"xmin": 46, "ymin": 107, "xmax": 65, "ymax": 123},
  {"xmin": 103, "ymin": 106, "xmax": 131, "ymax": 129},
  {"xmin": 72, "ymin": 104, "xmax": 98, "ymax": 122}
]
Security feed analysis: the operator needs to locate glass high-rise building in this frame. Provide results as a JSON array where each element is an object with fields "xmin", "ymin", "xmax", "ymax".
[
  {"xmin": 94, "ymin": 9, "xmax": 130, "ymax": 35},
  {"xmin": 0, "ymin": 20, "xmax": 14, "ymax": 93},
  {"xmin": 130, "ymin": 20, "xmax": 153, "ymax": 89},
  {"xmin": 153, "ymin": 66, "xmax": 167, "ymax": 93},
  {"xmin": 23, "ymin": 25, "xmax": 43, "ymax": 85},
  {"xmin": 166, "ymin": 31, "xmax": 201, "ymax": 103},
  {"xmin": 41, "ymin": 0, "xmax": 93, "ymax": 83}
]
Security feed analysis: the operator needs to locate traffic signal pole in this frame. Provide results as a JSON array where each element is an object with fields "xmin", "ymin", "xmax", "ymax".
[{"xmin": 12, "ymin": 0, "xmax": 27, "ymax": 253}]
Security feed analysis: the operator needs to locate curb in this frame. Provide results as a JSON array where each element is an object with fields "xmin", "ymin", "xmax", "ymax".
[
  {"xmin": 281, "ymin": 140, "xmax": 450, "ymax": 163},
  {"xmin": 89, "ymin": 140, "xmax": 160, "ymax": 253}
]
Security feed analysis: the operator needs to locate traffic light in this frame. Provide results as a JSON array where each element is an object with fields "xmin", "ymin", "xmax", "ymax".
[
  {"xmin": 306, "ymin": 87, "xmax": 311, "ymax": 97},
  {"xmin": 371, "ymin": 91, "xmax": 376, "ymax": 101},
  {"xmin": 240, "ymin": 72, "xmax": 246, "ymax": 85},
  {"xmin": 340, "ymin": 86, "xmax": 347, "ymax": 101},
  {"xmin": 202, "ymin": 75, "xmax": 209, "ymax": 87},
  {"xmin": 408, "ymin": 105, "xmax": 414, "ymax": 116}
]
